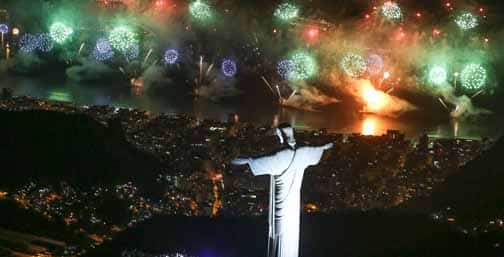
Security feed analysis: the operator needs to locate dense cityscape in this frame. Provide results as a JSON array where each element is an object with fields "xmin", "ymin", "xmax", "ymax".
[
  {"xmin": 0, "ymin": 0, "xmax": 503, "ymax": 256},
  {"xmin": 0, "ymin": 94, "xmax": 499, "ymax": 256}
]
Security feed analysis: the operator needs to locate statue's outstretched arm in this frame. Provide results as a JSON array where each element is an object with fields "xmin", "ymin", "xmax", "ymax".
[
  {"xmin": 232, "ymin": 150, "xmax": 293, "ymax": 176},
  {"xmin": 231, "ymin": 158, "xmax": 251, "ymax": 166},
  {"xmin": 322, "ymin": 143, "xmax": 334, "ymax": 150},
  {"xmin": 301, "ymin": 142, "xmax": 334, "ymax": 166}
]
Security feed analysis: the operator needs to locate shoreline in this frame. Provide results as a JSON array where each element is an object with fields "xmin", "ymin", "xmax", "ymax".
[{"xmin": 0, "ymin": 94, "xmax": 495, "ymax": 141}]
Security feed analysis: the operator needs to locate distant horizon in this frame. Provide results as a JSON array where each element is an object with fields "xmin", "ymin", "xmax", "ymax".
[{"xmin": 2, "ymin": 93, "xmax": 501, "ymax": 141}]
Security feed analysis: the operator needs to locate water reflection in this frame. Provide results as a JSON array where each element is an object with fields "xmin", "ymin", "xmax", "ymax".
[
  {"xmin": 48, "ymin": 89, "xmax": 73, "ymax": 102},
  {"xmin": 453, "ymin": 120, "xmax": 459, "ymax": 138},
  {"xmin": 1, "ymin": 76, "xmax": 502, "ymax": 139},
  {"xmin": 362, "ymin": 117, "xmax": 377, "ymax": 136}
]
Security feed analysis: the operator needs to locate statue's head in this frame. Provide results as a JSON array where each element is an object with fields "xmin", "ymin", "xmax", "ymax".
[{"xmin": 276, "ymin": 123, "xmax": 296, "ymax": 148}]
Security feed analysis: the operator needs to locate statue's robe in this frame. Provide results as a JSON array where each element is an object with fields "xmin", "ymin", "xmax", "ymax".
[{"xmin": 248, "ymin": 146, "xmax": 327, "ymax": 257}]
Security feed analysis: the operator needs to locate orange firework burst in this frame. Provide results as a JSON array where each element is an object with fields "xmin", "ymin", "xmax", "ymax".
[{"xmin": 362, "ymin": 83, "xmax": 387, "ymax": 112}]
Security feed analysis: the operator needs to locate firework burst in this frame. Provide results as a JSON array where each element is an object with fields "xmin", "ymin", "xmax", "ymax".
[
  {"xmin": 0, "ymin": 24, "xmax": 8, "ymax": 34},
  {"xmin": 274, "ymin": 2, "xmax": 299, "ymax": 22},
  {"xmin": 341, "ymin": 53, "xmax": 367, "ymax": 78},
  {"xmin": 428, "ymin": 66, "xmax": 448, "ymax": 86},
  {"xmin": 288, "ymin": 50, "xmax": 318, "ymax": 81},
  {"xmin": 164, "ymin": 49, "xmax": 179, "ymax": 65},
  {"xmin": 189, "ymin": 1, "xmax": 213, "ymax": 22},
  {"xmin": 36, "ymin": 33, "xmax": 54, "ymax": 53},
  {"xmin": 19, "ymin": 33, "xmax": 37, "ymax": 54},
  {"xmin": 277, "ymin": 59, "xmax": 295, "ymax": 80},
  {"xmin": 93, "ymin": 38, "xmax": 114, "ymax": 61},
  {"xmin": 366, "ymin": 54, "xmax": 384, "ymax": 76},
  {"xmin": 109, "ymin": 26, "xmax": 137, "ymax": 54},
  {"xmin": 221, "ymin": 59, "xmax": 237, "ymax": 77},
  {"xmin": 124, "ymin": 44, "xmax": 140, "ymax": 62},
  {"xmin": 460, "ymin": 64, "xmax": 487, "ymax": 90},
  {"xmin": 455, "ymin": 12, "xmax": 478, "ymax": 30},
  {"xmin": 381, "ymin": 1, "xmax": 402, "ymax": 21},
  {"xmin": 50, "ymin": 22, "xmax": 73, "ymax": 44}
]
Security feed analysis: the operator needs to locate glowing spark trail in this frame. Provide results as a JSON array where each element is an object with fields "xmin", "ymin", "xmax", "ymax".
[
  {"xmin": 287, "ymin": 89, "xmax": 297, "ymax": 101},
  {"xmin": 276, "ymin": 85, "xmax": 283, "ymax": 100},
  {"xmin": 78, "ymin": 43, "xmax": 85, "ymax": 55},
  {"xmin": 471, "ymin": 89, "xmax": 485, "ymax": 99},
  {"xmin": 195, "ymin": 56, "xmax": 214, "ymax": 87},
  {"xmin": 438, "ymin": 98, "xmax": 449, "ymax": 110},
  {"xmin": 0, "ymin": 24, "xmax": 8, "ymax": 48},
  {"xmin": 261, "ymin": 76, "xmax": 276, "ymax": 95},
  {"xmin": 206, "ymin": 63, "xmax": 214, "ymax": 76},
  {"xmin": 199, "ymin": 56, "xmax": 203, "ymax": 85},
  {"xmin": 143, "ymin": 48, "xmax": 153, "ymax": 66}
]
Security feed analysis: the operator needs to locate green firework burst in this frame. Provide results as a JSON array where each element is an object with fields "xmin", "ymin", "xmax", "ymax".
[
  {"xmin": 288, "ymin": 50, "xmax": 318, "ymax": 81},
  {"xmin": 460, "ymin": 64, "xmax": 487, "ymax": 90},
  {"xmin": 341, "ymin": 53, "xmax": 367, "ymax": 78},
  {"xmin": 428, "ymin": 66, "xmax": 448, "ymax": 86},
  {"xmin": 274, "ymin": 3, "xmax": 299, "ymax": 22},
  {"xmin": 109, "ymin": 26, "xmax": 137, "ymax": 54},
  {"xmin": 189, "ymin": 0, "xmax": 213, "ymax": 22},
  {"xmin": 455, "ymin": 12, "xmax": 478, "ymax": 30},
  {"xmin": 49, "ymin": 22, "xmax": 73, "ymax": 44}
]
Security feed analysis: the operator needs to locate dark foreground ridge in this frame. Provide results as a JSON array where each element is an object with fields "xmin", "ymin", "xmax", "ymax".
[
  {"xmin": 0, "ymin": 109, "xmax": 163, "ymax": 193},
  {"xmin": 83, "ymin": 212, "xmax": 490, "ymax": 257},
  {"xmin": 406, "ymin": 137, "xmax": 504, "ymax": 223}
]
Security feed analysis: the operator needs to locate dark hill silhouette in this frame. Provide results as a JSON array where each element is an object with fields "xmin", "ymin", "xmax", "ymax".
[
  {"xmin": 403, "ymin": 137, "xmax": 504, "ymax": 223},
  {"xmin": 0, "ymin": 200, "xmax": 86, "ymax": 245},
  {"xmin": 83, "ymin": 211, "xmax": 496, "ymax": 257},
  {"xmin": 0, "ymin": 109, "xmax": 162, "ymax": 194}
]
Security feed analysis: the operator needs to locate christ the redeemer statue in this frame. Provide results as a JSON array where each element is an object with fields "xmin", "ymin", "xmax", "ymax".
[{"xmin": 232, "ymin": 124, "xmax": 333, "ymax": 257}]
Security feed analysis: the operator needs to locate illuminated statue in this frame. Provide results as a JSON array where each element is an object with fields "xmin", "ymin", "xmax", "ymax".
[{"xmin": 232, "ymin": 124, "xmax": 333, "ymax": 257}]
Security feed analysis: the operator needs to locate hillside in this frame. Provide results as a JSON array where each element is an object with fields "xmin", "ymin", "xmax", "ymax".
[
  {"xmin": 0, "ymin": 109, "xmax": 163, "ymax": 194},
  {"xmin": 404, "ymin": 137, "xmax": 504, "ymax": 223},
  {"xmin": 84, "ymin": 212, "xmax": 490, "ymax": 257}
]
